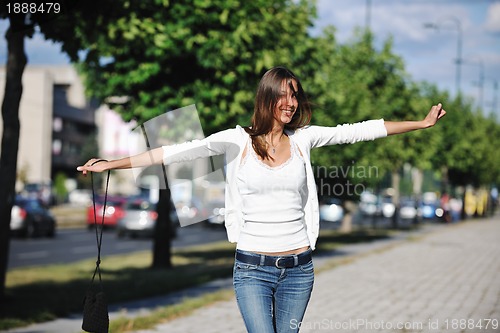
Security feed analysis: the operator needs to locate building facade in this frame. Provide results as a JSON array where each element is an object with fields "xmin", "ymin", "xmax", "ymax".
[{"xmin": 0, "ymin": 65, "xmax": 96, "ymax": 193}]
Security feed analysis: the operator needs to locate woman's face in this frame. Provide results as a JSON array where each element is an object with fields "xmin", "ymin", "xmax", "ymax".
[{"xmin": 273, "ymin": 79, "xmax": 299, "ymax": 126}]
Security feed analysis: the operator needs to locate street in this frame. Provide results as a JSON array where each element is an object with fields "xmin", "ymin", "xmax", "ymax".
[
  {"xmin": 8, "ymin": 223, "xmax": 227, "ymax": 270},
  {"xmin": 8, "ymin": 204, "xmax": 438, "ymax": 270}
]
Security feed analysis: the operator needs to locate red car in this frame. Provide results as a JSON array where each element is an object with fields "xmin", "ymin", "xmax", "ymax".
[{"xmin": 86, "ymin": 196, "xmax": 126, "ymax": 228}]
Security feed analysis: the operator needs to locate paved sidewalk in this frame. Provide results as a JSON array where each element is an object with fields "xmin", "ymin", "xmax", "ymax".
[{"xmin": 134, "ymin": 217, "xmax": 500, "ymax": 333}]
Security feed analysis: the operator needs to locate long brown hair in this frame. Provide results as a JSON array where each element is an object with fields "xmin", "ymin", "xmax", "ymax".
[{"xmin": 245, "ymin": 66, "xmax": 312, "ymax": 160}]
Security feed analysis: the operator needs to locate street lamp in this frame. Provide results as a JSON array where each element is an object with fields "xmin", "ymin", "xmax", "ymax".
[
  {"xmin": 484, "ymin": 78, "xmax": 499, "ymax": 117},
  {"xmin": 424, "ymin": 16, "xmax": 463, "ymax": 96},
  {"xmin": 492, "ymin": 79, "xmax": 499, "ymax": 117}
]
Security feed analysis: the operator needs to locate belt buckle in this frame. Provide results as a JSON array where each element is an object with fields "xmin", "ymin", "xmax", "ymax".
[{"xmin": 275, "ymin": 257, "xmax": 285, "ymax": 268}]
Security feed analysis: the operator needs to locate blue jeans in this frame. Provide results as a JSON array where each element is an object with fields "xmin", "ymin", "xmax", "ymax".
[{"xmin": 233, "ymin": 249, "xmax": 314, "ymax": 333}]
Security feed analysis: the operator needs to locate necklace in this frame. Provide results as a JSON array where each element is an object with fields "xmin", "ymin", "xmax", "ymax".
[{"xmin": 266, "ymin": 134, "xmax": 283, "ymax": 154}]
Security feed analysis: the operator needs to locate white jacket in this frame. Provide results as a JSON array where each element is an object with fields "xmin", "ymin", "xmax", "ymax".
[{"xmin": 162, "ymin": 119, "xmax": 387, "ymax": 250}]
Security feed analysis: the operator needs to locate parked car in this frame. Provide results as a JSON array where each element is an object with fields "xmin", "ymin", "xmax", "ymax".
[
  {"xmin": 421, "ymin": 192, "xmax": 440, "ymax": 220},
  {"xmin": 86, "ymin": 195, "xmax": 126, "ymax": 229},
  {"xmin": 319, "ymin": 197, "xmax": 344, "ymax": 224},
  {"xmin": 380, "ymin": 196, "xmax": 396, "ymax": 218},
  {"xmin": 359, "ymin": 191, "xmax": 380, "ymax": 216},
  {"xmin": 117, "ymin": 198, "xmax": 179, "ymax": 238},
  {"xmin": 399, "ymin": 198, "xmax": 420, "ymax": 220},
  {"xmin": 10, "ymin": 196, "xmax": 56, "ymax": 238}
]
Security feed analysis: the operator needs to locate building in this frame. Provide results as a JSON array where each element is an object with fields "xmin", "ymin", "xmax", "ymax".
[{"xmin": 0, "ymin": 65, "xmax": 97, "ymax": 195}]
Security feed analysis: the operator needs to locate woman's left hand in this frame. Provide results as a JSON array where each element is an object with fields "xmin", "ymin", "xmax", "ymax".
[{"xmin": 423, "ymin": 103, "xmax": 446, "ymax": 128}]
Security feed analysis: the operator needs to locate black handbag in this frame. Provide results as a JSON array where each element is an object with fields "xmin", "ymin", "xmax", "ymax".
[
  {"xmin": 82, "ymin": 276, "xmax": 109, "ymax": 333},
  {"xmin": 82, "ymin": 162, "xmax": 110, "ymax": 333}
]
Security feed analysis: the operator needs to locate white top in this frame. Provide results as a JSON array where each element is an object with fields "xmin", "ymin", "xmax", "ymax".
[
  {"xmin": 162, "ymin": 116, "xmax": 388, "ymax": 250},
  {"xmin": 236, "ymin": 139, "xmax": 310, "ymax": 252}
]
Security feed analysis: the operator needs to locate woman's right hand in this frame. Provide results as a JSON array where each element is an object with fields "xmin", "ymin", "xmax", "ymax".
[{"xmin": 77, "ymin": 158, "xmax": 109, "ymax": 176}]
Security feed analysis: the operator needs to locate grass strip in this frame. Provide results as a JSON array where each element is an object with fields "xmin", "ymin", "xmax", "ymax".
[{"xmin": 108, "ymin": 288, "xmax": 234, "ymax": 332}]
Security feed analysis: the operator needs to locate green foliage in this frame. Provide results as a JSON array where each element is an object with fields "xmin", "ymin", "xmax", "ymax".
[
  {"xmin": 72, "ymin": 0, "xmax": 316, "ymax": 135},
  {"xmin": 305, "ymin": 29, "xmax": 500, "ymax": 190},
  {"xmin": 304, "ymin": 30, "xmax": 413, "ymax": 188},
  {"xmin": 439, "ymin": 97, "xmax": 500, "ymax": 187}
]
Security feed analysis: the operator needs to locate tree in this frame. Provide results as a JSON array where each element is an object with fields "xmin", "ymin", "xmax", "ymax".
[
  {"xmin": 79, "ymin": 0, "xmax": 316, "ymax": 131},
  {"xmin": 305, "ymin": 31, "xmax": 411, "ymax": 189},
  {"xmin": 436, "ymin": 96, "xmax": 500, "ymax": 187},
  {"xmin": 0, "ymin": 13, "xmax": 26, "ymax": 301}
]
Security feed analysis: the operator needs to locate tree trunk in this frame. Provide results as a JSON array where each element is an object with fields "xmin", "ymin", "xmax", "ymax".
[
  {"xmin": 0, "ymin": 16, "xmax": 28, "ymax": 300},
  {"xmin": 411, "ymin": 168, "xmax": 423, "ymax": 198},
  {"xmin": 152, "ymin": 188, "xmax": 172, "ymax": 269},
  {"xmin": 340, "ymin": 200, "xmax": 356, "ymax": 234}
]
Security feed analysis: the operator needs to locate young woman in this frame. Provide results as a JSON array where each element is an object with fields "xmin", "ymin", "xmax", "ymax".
[{"xmin": 78, "ymin": 66, "xmax": 446, "ymax": 333}]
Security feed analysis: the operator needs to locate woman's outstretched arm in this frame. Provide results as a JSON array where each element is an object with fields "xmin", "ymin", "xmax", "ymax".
[
  {"xmin": 384, "ymin": 103, "xmax": 446, "ymax": 135},
  {"xmin": 76, "ymin": 146, "xmax": 164, "ymax": 176}
]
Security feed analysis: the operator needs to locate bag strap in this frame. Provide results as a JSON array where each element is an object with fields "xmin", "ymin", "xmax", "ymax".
[{"xmin": 89, "ymin": 159, "xmax": 110, "ymax": 290}]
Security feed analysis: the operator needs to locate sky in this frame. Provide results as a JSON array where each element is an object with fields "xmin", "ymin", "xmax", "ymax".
[
  {"xmin": 312, "ymin": 0, "xmax": 500, "ymax": 116},
  {"xmin": 1, "ymin": 0, "xmax": 499, "ymax": 116}
]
